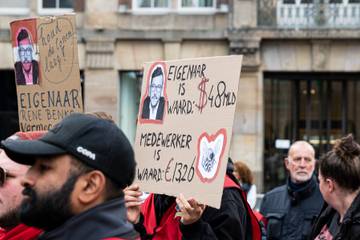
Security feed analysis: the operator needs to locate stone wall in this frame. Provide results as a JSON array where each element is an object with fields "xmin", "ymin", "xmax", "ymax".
[{"xmin": 262, "ymin": 40, "xmax": 360, "ymax": 72}]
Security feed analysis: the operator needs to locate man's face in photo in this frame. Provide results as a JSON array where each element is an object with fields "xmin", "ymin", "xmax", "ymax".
[
  {"xmin": 18, "ymin": 37, "xmax": 33, "ymax": 73},
  {"xmin": 150, "ymin": 74, "xmax": 163, "ymax": 108}
]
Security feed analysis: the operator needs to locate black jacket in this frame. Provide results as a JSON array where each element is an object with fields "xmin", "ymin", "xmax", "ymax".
[
  {"xmin": 260, "ymin": 175, "xmax": 324, "ymax": 240},
  {"xmin": 38, "ymin": 197, "xmax": 139, "ymax": 240},
  {"xmin": 308, "ymin": 192, "xmax": 360, "ymax": 240},
  {"xmin": 141, "ymin": 96, "xmax": 165, "ymax": 120},
  {"xmin": 179, "ymin": 180, "xmax": 249, "ymax": 240}
]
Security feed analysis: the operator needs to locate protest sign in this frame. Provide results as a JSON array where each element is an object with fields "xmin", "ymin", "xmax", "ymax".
[
  {"xmin": 10, "ymin": 14, "xmax": 83, "ymax": 132},
  {"xmin": 134, "ymin": 55, "xmax": 243, "ymax": 208}
]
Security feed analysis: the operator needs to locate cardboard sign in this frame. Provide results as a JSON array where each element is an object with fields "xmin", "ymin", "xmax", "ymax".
[
  {"xmin": 134, "ymin": 56, "xmax": 243, "ymax": 208},
  {"xmin": 10, "ymin": 14, "xmax": 83, "ymax": 132}
]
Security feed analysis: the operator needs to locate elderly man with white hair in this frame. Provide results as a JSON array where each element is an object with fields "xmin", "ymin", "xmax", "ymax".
[{"xmin": 260, "ymin": 141, "xmax": 324, "ymax": 240}]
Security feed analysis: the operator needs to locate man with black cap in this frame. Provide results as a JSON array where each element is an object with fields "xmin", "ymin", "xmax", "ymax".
[{"xmin": 1, "ymin": 113, "xmax": 139, "ymax": 240}]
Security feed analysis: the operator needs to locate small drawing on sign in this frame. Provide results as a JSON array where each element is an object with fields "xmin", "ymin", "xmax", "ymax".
[
  {"xmin": 196, "ymin": 129, "xmax": 227, "ymax": 183},
  {"xmin": 201, "ymin": 144, "xmax": 220, "ymax": 173}
]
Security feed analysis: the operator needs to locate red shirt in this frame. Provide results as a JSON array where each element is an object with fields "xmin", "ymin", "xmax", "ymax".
[{"xmin": 0, "ymin": 224, "xmax": 42, "ymax": 240}]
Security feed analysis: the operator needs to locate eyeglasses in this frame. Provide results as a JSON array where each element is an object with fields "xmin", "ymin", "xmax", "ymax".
[
  {"xmin": 150, "ymin": 84, "xmax": 163, "ymax": 91},
  {"xmin": 19, "ymin": 48, "xmax": 32, "ymax": 57},
  {"xmin": 0, "ymin": 167, "xmax": 7, "ymax": 187}
]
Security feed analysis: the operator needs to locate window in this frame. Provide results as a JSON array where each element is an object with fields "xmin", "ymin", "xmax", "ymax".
[
  {"xmin": 182, "ymin": 0, "xmax": 213, "ymax": 8},
  {"xmin": 133, "ymin": 0, "xmax": 170, "ymax": 13},
  {"xmin": 119, "ymin": 71, "xmax": 142, "ymax": 144},
  {"xmin": 179, "ymin": 0, "xmax": 216, "ymax": 13},
  {"xmin": 329, "ymin": 0, "xmax": 342, "ymax": 3},
  {"xmin": 283, "ymin": 0, "xmax": 295, "ymax": 4},
  {"xmin": 38, "ymin": 0, "xmax": 73, "ymax": 15},
  {"xmin": 138, "ymin": 0, "xmax": 169, "ymax": 8},
  {"xmin": 0, "ymin": 0, "xmax": 29, "ymax": 15}
]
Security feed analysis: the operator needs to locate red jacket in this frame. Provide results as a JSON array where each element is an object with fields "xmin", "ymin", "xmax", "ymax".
[
  {"xmin": 141, "ymin": 193, "xmax": 181, "ymax": 239},
  {"xmin": 140, "ymin": 175, "xmax": 262, "ymax": 240},
  {"xmin": 0, "ymin": 224, "xmax": 42, "ymax": 240}
]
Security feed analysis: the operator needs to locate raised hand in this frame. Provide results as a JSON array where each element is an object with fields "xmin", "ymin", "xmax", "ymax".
[
  {"xmin": 176, "ymin": 193, "xmax": 206, "ymax": 225},
  {"xmin": 124, "ymin": 184, "xmax": 143, "ymax": 224}
]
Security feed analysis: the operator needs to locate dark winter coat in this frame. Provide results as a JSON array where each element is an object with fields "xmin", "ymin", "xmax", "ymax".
[
  {"xmin": 308, "ymin": 192, "xmax": 360, "ymax": 240},
  {"xmin": 260, "ymin": 175, "xmax": 324, "ymax": 240},
  {"xmin": 38, "ymin": 198, "xmax": 139, "ymax": 240}
]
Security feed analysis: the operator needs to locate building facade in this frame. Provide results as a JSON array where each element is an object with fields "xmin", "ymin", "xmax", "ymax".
[{"xmin": 0, "ymin": 0, "xmax": 359, "ymax": 191}]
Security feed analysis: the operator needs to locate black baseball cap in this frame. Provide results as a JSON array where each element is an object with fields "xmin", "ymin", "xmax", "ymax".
[{"xmin": 1, "ymin": 113, "xmax": 136, "ymax": 188}]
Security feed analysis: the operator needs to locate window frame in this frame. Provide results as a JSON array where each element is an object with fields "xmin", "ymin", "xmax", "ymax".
[
  {"xmin": 131, "ymin": 0, "xmax": 171, "ymax": 15},
  {"xmin": 283, "ymin": 0, "xmax": 296, "ymax": 4},
  {"xmin": 119, "ymin": 70, "xmax": 142, "ymax": 144},
  {"xmin": 0, "ymin": 1, "xmax": 29, "ymax": 15},
  {"xmin": 37, "ymin": 0, "xmax": 74, "ymax": 15},
  {"xmin": 178, "ymin": 0, "xmax": 216, "ymax": 14}
]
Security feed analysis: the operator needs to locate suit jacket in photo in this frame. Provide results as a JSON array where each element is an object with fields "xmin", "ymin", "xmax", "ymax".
[
  {"xmin": 14, "ymin": 60, "xmax": 39, "ymax": 85},
  {"xmin": 141, "ymin": 96, "xmax": 165, "ymax": 120}
]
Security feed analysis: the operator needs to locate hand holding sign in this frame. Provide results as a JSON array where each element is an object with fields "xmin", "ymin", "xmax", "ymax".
[
  {"xmin": 176, "ymin": 193, "xmax": 206, "ymax": 225},
  {"xmin": 124, "ymin": 184, "xmax": 142, "ymax": 224}
]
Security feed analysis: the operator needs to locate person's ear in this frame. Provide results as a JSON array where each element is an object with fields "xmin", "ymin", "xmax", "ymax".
[
  {"xmin": 326, "ymin": 178, "xmax": 335, "ymax": 193},
  {"xmin": 74, "ymin": 170, "xmax": 106, "ymax": 206},
  {"xmin": 284, "ymin": 157, "xmax": 290, "ymax": 170}
]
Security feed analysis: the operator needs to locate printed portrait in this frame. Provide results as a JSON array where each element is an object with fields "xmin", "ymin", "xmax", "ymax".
[
  {"xmin": 139, "ymin": 62, "xmax": 167, "ymax": 123},
  {"xmin": 13, "ymin": 27, "xmax": 39, "ymax": 86}
]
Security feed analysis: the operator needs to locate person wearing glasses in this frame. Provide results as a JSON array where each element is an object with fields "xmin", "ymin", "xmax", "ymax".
[
  {"xmin": 260, "ymin": 141, "xmax": 324, "ymax": 240},
  {"xmin": 14, "ymin": 28, "xmax": 39, "ymax": 85},
  {"xmin": 0, "ymin": 131, "xmax": 44, "ymax": 240},
  {"xmin": 141, "ymin": 67, "xmax": 165, "ymax": 121}
]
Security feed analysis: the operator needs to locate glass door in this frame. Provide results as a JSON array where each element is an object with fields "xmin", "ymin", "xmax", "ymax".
[{"xmin": 264, "ymin": 72, "xmax": 360, "ymax": 191}]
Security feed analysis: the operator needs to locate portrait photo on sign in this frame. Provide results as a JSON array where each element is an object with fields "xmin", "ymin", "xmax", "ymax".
[
  {"xmin": 139, "ymin": 62, "xmax": 167, "ymax": 124},
  {"xmin": 13, "ymin": 27, "xmax": 39, "ymax": 86}
]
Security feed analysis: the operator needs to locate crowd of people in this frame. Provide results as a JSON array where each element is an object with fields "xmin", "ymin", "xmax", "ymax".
[{"xmin": 0, "ymin": 112, "xmax": 359, "ymax": 239}]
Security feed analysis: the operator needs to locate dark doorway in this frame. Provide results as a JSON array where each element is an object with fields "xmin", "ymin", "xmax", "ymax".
[
  {"xmin": 0, "ymin": 70, "xmax": 19, "ymax": 141},
  {"xmin": 264, "ymin": 72, "xmax": 360, "ymax": 191}
]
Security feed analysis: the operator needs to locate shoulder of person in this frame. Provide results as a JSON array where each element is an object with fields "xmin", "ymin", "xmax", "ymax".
[
  {"xmin": 264, "ymin": 184, "xmax": 287, "ymax": 198},
  {"xmin": 219, "ymin": 187, "xmax": 247, "ymax": 210}
]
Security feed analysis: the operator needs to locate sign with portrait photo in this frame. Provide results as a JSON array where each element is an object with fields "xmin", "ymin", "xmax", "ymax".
[
  {"xmin": 134, "ymin": 56, "xmax": 243, "ymax": 208},
  {"xmin": 10, "ymin": 14, "xmax": 83, "ymax": 132}
]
